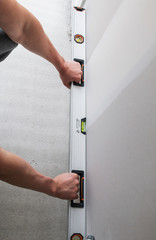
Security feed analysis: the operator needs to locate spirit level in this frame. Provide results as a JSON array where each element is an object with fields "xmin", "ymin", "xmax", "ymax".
[
  {"xmin": 74, "ymin": 34, "xmax": 84, "ymax": 44},
  {"xmin": 71, "ymin": 170, "xmax": 84, "ymax": 208},
  {"xmin": 71, "ymin": 233, "xmax": 83, "ymax": 240},
  {"xmin": 68, "ymin": 1, "xmax": 86, "ymax": 239},
  {"xmin": 87, "ymin": 236, "xmax": 95, "ymax": 240},
  {"xmin": 81, "ymin": 118, "xmax": 86, "ymax": 135},
  {"xmin": 73, "ymin": 58, "xmax": 84, "ymax": 86},
  {"xmin": 74, "ymin": 6, "xmax": 85, "ymax": 12}
]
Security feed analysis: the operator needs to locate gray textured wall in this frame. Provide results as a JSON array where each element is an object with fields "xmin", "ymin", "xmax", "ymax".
[{"xmin": 0, "ymin": 0, "xmax": 71, "ymax": 239}]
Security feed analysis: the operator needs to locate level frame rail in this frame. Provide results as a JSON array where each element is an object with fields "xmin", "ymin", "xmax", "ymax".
[{"xmin": 68, "ymin": 1, "xmax": 87, "ymax": 240}]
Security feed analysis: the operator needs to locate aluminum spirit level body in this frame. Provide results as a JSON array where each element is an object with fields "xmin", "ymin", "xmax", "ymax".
[{"xmin": 68, "ymin": 3, "xmax": 86, "ymax": 240}]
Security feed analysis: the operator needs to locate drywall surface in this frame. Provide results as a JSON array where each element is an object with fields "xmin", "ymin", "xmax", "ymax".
[
  {"xmin": 87, "ymin": 58, "xmax": 156, "ymax": 240},
  {"xmin": 87, "ymin": 0, "xmax": 156, "ymax": 128},
  {"xmin": 87, "ymin": 0, "xmax": 156, "ymax": 239},
  {"xmin": 0, "ymin": 0, "xmax": 71, "ymax": 239},
  {"xmin": 86, "ymin": 0, "xmax": 123, "ymax": 60}
]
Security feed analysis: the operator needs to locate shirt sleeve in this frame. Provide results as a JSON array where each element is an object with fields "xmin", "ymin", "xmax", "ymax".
[{"xmin": 0, "ymin": 28, "xmax": 18, "ymax": 62}]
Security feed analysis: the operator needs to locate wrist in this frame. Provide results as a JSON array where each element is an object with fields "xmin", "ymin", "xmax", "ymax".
[
  {"xmin": 47, "ymin": 41, "xmax": 66, "ymax": 74},
  {"xmin": 42, "ymin": 175, "xmax": 56, "ymax": 197},
  {"xmin": 55, "ymin": 56, "xmax": 67, "ymax": 75}
]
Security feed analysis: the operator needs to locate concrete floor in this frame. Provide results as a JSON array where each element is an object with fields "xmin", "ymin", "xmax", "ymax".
[{"xmin": 0, "ymin": 0, "xmax": 71, "ymax": 239}]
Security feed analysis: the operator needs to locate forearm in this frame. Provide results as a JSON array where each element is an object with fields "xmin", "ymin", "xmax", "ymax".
[
  {"xmin": 0, "ymin": 147, "xmax": 54, "ymax": 195},
  {"xmin": 17, "ymin": 16, "xmax": 65, "ymax": 73}
]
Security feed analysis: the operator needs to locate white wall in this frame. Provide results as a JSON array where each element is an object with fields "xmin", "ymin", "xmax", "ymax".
[
  {"xmin": 87, "ymin": 0, "xmax": 156, "ymax": 128},
  {"xmin": 87, "ymin": 0, "xmax": 156, "ymax": 239}
]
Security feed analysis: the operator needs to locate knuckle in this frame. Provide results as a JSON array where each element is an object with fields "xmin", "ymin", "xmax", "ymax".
[
  {"xmin": 76, "ymin": 180, "xmax": 79, "ymax": 185},
  {"xmin": 72, "ymin": 194, "xmax": 78, "ymax": 200}
]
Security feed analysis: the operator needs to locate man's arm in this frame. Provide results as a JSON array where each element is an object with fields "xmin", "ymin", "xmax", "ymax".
[
  {"xmin": 0, "ymin": 0, "xmax": 82, "ymax": 88},
  {"xmin": 0, "ymin": 147, "xmax": 79, "ymax": 200}
]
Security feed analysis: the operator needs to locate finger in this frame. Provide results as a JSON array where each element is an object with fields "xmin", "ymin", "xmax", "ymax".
[
  {"xmin": 75, "ymin": 186, "xmax": 79, "ymax": 193},
  {"xmin": 72, "ymin": 173, "xmax": 79, "ymax": 180},
  {"xmin": 73, "ymin": 193, "xmax": 78, "ymax": 200},
  {"xmin": 68, "ymin": 81, "xmax": 72, "ymax": 89},
  {"xmin": 74, "ymin": 61, "xmax": 81, "ymax": 69},
  {"xmin": 75, "ymin": 74, "xmax": 82, "ymax": 83},
  {"xmin": 78, "ymin": 62, "xmax": 81, "ymax": 69},
  {"xmin": 75, "ymin": 179, "xmax": 79, "ymax": 186},
  {"xmin": 81, "ymin": 69, "xmax": 83, "ymax": 77},
  {"xmin": 64, "ymin": 81, "xmax": 70, "ymax": 89}
]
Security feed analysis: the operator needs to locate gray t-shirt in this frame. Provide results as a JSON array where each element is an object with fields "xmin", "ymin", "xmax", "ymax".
[{"xmin": 0, "ymin": 28, "xmax": 18, "ymax": 62}]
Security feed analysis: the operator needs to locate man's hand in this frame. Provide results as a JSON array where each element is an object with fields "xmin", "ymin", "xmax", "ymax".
[
  {"xmin": 52, "ymin": 173, "xmax": 79, "ymax": 200},
  {"xmin": 59, "ymin": 61, "xmax": 82, "ymax": 89}
]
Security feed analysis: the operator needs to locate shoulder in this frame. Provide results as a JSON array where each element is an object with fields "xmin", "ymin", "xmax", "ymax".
[
  {"xmin": 0, "ymin": 0, "xmax": 17, "ymax": 29},
  {"xmin": 0, "ymin": 0, "xmax": 16, "ymax": 15}
]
